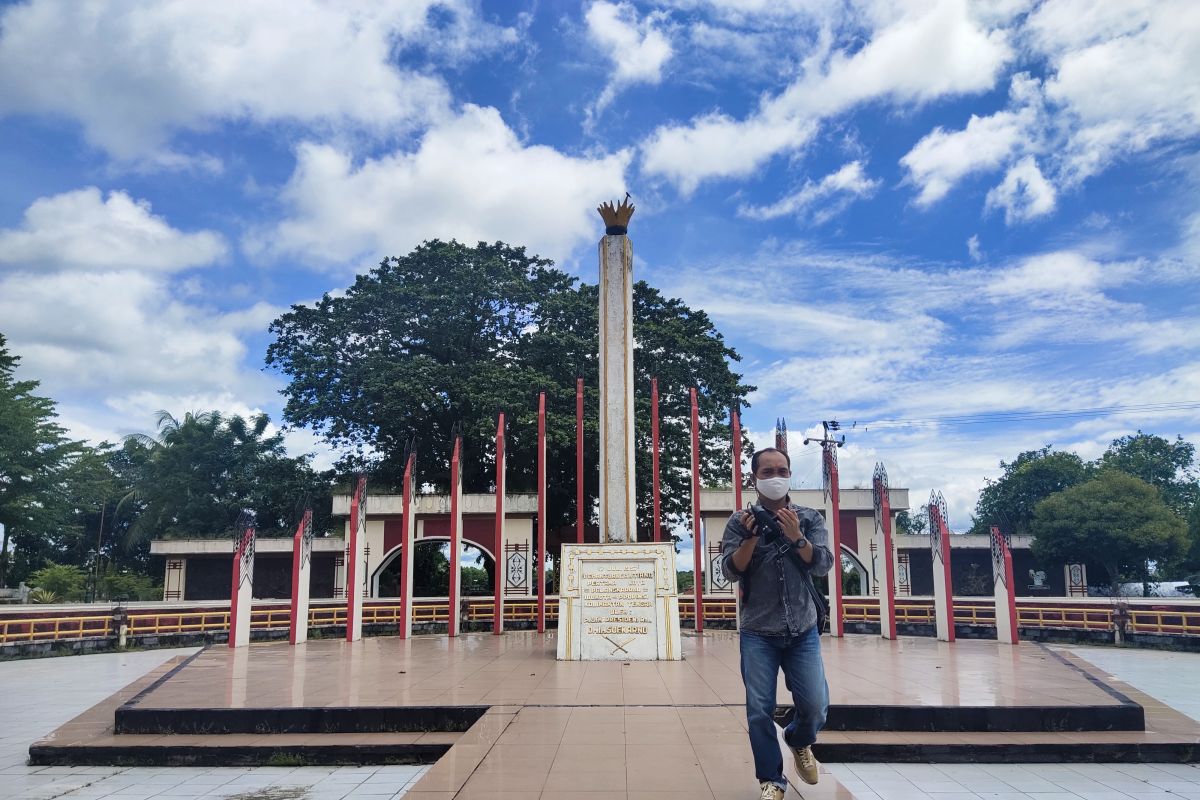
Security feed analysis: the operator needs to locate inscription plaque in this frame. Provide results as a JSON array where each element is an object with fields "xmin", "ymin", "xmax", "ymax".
[{"xmin": 557, "ymin": 542, "xmax": 681, "ymax": 661}]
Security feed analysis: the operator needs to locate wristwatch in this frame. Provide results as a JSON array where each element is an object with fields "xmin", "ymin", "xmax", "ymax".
[{"xmin": 793, "ymin": 537, "xmax": 809, "ymax": 550}]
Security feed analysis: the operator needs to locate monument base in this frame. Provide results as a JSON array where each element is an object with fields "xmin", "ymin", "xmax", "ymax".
[{"xmin": 556, "ymin": 542, "xmax": 682, "ymax": 661}]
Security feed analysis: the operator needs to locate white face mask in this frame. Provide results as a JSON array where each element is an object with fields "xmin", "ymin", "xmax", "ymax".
[{"xmin": 755, "ymin": 476, "xmax": 790, "ymax": 501}]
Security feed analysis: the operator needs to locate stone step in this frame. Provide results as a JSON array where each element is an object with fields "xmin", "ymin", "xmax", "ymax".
[
  {"xmin": 813, "ymin": 730, "xmax": 1200, "ymax": 763},
  {"xmin": 778, "ymin": 701, "xmax": 1145, "ymax": 733},
  {"xmin": 28, "ymin": 730, "xmax": 460, "ymax": 767}
]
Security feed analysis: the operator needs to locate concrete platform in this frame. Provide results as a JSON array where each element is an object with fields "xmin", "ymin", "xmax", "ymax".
[{"xmin": 28, "ymin": 632, "xmax": 1200, "ymax": 794}]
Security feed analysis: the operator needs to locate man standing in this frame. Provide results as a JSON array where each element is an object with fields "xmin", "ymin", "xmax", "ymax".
[{"xmin": 721, "ymin": 447, "xmax": 834, "ymax": 800}]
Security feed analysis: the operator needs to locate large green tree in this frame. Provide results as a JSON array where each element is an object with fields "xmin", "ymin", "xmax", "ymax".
[
  {"xmin": 1098, "ymin": 431, "xmax": 1198, "ymax": 518},
  {"xmin": 266, "ymin": 239, "xmax": 754, "ymax": 541},
  {"xmin": 1031, "ymin": 471, "xmax": 1188, "ymax": 597},
  {"xmin": 970, "ymin": 446, "xmax": 1091, "ymax": 535},
  {"xmin": 0, "ymin": 334, "xmax": 88, "ymax": 586},
  {"xmin": 118, "ymin": 410, "xmax": 332, "ymax": 546}
]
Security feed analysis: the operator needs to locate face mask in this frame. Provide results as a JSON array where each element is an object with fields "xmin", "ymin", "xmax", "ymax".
[{"xmin": 755, "ymin": 476, "xmax": 790, "ymax": 501}]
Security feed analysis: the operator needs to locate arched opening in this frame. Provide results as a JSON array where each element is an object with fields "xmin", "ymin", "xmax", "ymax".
[
  {"xmin": 372, "ymin": 539, "xmax": 496, "ymax": 598},
  {"xmin": 840, "ymin": 547, "xmax": 869, "ymax": 596}
]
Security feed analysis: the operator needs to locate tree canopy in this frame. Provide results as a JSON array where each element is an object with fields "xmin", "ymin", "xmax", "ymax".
[
  {"xmin": 118, "ymin": 410, "xmax": 332, "ymax": 547},
  {"xmin": 1031, "ymin": 471, "xmax": 1188, "ymax": 596},
  {"xmin": 1099, "ymin": 431, "xmax": 1198, "ymax": 517},
  {"xmin": 266, "ymin": 239, "xmax": 754, "ymax": 541},
  {"xmin": 970, "ymin": 446, "xmax": 1091, "ymax": 535},
  {"xmin": 0, "ymin": 333, "xmax": 89, "ymax": 586}
]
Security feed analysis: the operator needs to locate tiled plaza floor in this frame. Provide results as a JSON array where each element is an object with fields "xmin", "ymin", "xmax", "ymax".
[
  {"xmin": 0, "ymin": 649, "xmax": 428, "ymax": 800},
  {"xmin": 3, "ymin": 638, "xmax": 1199, "ymax": 799}
]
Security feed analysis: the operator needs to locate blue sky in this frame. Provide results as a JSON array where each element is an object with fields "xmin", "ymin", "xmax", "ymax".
[{"xmin": 1, "ymin": 0, "xmax": 1198, "ymax": 534}]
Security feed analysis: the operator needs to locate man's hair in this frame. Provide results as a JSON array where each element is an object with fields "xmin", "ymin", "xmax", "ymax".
[{"xmin": 750, "ymin": 447, "xmax": 791, "ymax": 476}]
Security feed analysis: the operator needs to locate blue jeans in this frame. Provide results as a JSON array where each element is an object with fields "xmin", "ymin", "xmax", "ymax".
[{"xmin": 739, "ymin": 627, "xmax": 829, "ymax": 787}]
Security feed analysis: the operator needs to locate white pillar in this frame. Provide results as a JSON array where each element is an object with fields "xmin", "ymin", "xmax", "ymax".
[
  {"xmin": 929, "ymin": 494, "xmax": 955, "ymax": 642},
  {"xmin": 598, "ymin": 232, "xmax": 636, "ymax": 544},
  {"xmin": 991, "ymin": 526, "xmax": 1019, "ymax": 645},
  {"xmin": 229, "ymin": 526, "xmax": 255, "ymax": 648}
]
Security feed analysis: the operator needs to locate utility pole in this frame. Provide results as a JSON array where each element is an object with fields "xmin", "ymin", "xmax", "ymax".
[{"xmin": 803, "ymin": 421, "xmax": 847, "ymax": 636}]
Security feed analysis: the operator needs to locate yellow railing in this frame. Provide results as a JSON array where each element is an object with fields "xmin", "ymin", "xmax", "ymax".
[
  {"xmin": 1017, "ymin": 605, "xmax": 1111, "ymax": 631},
  {"xmin": 1129, "ymin": 608, "xmax": 1200, "ymax": 635},
  {"xmin": 127, "ymin": 610, "xmax": 229, "ymax": 636},
  {"xmin": 0, "ymin": 614, "xmax": 112, "ymax": 644},
  {"xmin": 6, "ymin": 597, "xmax": 1200, "ymax": 645}
]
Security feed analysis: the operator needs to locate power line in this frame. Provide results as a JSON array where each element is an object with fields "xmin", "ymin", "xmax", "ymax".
[{"xmin": 858, "ymin": 400, "xmax": 1200, "ymax": 431}]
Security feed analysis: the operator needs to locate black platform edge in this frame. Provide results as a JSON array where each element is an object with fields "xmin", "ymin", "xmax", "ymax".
[
  {"xmin": 27, "ymin": 741, "xmax": 451, "ymax": 767},
  {"xmin": 114, "ymin": 704, "xmax": 489, "ymax": 735},
  {"xmin": 813, "ymin": 741, "xmax": 1200, "ymax": 764},
  {"xmin": 776, "ymin": 702, "xmax": 1145, "ymax": 732}
]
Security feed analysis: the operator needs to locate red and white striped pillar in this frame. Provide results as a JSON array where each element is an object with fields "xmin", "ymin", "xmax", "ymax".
[
  {"xmin": 288, "ymin": 509, "xmax": 313, "ymax": 645},
  {"xmin": 448, "ymin": 434, "xmax": 463, "ymax": 637},
  {"xmin": 536, "ymin": 391, "xmax": 547, "ymax": 633},
  {"xmin": 399, "ymin": 452, "xmax": 416, "ymax": 639},
  {"xmin": 493, "ymin": 413, "xmax": 506, "ymax": 635},
  {"xmin": 689, "ymin": 387, "xmax": 704, "ymax": 632}
]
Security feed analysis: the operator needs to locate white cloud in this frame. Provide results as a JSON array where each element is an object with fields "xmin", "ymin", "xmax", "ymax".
[
  {"xmin": 739, "ymin": 160, "xmax": 880, "ymax": 223},
  {"xmin": 249, "ymin": 105, "xmax": 631, "ymax": 268},
  {"xmin": 0, "ymin": 187, "xmax": 227, "ymax": 272},
  {"xmin": 0, "ymin": 270, "xmax": 277, "ymax": 399},
  {"xmin": 1028, "ymin": 0, "xmax": 1200, "ymax": 184},
  {"xmin": 0, "ymin": 0, "xmax": 514, "ymax": 163},
  {"xmin": 897, "ymin": 1, "xmax": 1200, "ymax": 217},
  {"xmin": 984, "ymin": 157, "xmax": 1056, "ymax": 224},
  {"xmin": 642, "ymin": 0, "xmax": 1013, "ymax": 192},
  {"xmin": 900, "ymin": 73, "xmax": 1039, "ymax": 207},
  {"xmin": 967, "ymin": 235, "xmax": 982, "ymax": 261},
  {"xmin": 0, "ymin": 188, "xmax": 284, "ymax": 451},
  {"xmin": 585, "ymin": 1, "xmax": 674, "ymax": 118}
]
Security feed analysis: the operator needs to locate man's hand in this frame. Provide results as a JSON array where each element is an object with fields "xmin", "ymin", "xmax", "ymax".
[
  {"xmin": 776, "ymin": 507, "xmax": 803, "ymax": 543},
  {"xmin": 738, "ymin": 510, "xmax": 759, "ymax": 539}
]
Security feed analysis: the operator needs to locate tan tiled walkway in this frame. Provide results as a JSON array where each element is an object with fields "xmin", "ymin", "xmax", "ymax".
[
  {"xmin": 135, "ymin": 631, "xmax": 1119, "ymax": 710},
  {"xmin": 34, "ymin": 632, "xmax": 1200, "ymax": 798}
]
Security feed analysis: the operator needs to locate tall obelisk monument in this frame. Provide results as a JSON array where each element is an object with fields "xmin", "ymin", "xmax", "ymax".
[
  {"xmin": 556, "ymin": 197, "xmax": 681, "ymax": 661},
  {"xmin": 597, "ymin": 197, "xmax": 636, "ymax": 543}
]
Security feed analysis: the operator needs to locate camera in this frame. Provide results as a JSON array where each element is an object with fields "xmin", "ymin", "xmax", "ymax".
[{"xmin": 750, "ymin": 503, "xmax": 785, "ymax": 545}]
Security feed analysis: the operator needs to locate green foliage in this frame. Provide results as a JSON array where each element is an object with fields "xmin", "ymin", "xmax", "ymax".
[
  {"xmin": 266, "ymin": 240, "xmax": 754, "ymax": 541},
  {"xmin": 100, "ymin": 569, "xmax": 161, "ymax": 601},
  {"xmin": 895, "ymin": 508, "xmax": 929, "ymax": 537},
  {"xmin": 460, "ymin": 565, "xmax": 491, "ymax": 596},
  {"xmin": 29, "ymin": 562, "xmax": 87, "ymax": 600},
  {"xmin": 1031, "ymin": 471, "xmax": 1188, "ymax": 596},
  {"xmin": 1099, "ymin": 431, "xmax": 1198, "ymax": 517},
  {"xmin": 970, "ymin": 447, "xmax": 1091, "ymax": 535},
  {"xmin": 27, "ymin": 587, "xmax": 59, "ymax": 604},
  {"xmin": 1186, "ymin": 502, "xmax": 1200, "ymax": 573},
  {"xmin": 117, "ymin": 410, "xmax": 332, "ymax": 547},
  {"xmin": 0, "ymin": 333, "xmax": 90, "ymax": 586},
  {"xmin": 677, "ymin": 570, "xmax": 694, "ymax": 592}
]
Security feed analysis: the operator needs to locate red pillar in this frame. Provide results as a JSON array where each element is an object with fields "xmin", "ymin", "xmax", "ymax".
[
  {"xmin": 537, "ymin": 392, "xmax": 547, "ymax": 633},
  {"xmin": 825, "ymin": 447, "xmax": 845, "ymax": 637},
  {"xmin": 730, "ymin": 406, "xmax": 743, "ymax": 511},
  {"xmin": 576, "ymin": 378, "xmax": 584, "ymax": 544},
  {"xmin": 493, "ymin": 413, "xmax": 505, "ymax": 635},
  {"xmin": 399, "ymin": 452, "xmax": 415, "ymax": 639},
  {"xmin": 651, "ymin": 377, "xmax": 662, "ymax": 542},
  {"xmin": 448, "ymin": 435, "xmax": 462, "ymax": 637},
  {"xmin": 345, "ymin": 475, "xmax": 366, "ymax": 642},
  {"xmin": 690, "ymin": 387, "xmax": 704, "ymax": 632}
]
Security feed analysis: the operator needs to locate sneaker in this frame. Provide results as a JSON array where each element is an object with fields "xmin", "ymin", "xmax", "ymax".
[
  {"xmin": 758, "ymin": 781, "xmax": 785, "ymax": 800},
  {"xmin": 792, "ymin": 745, "xmax": 820, "ymax": 785}
]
